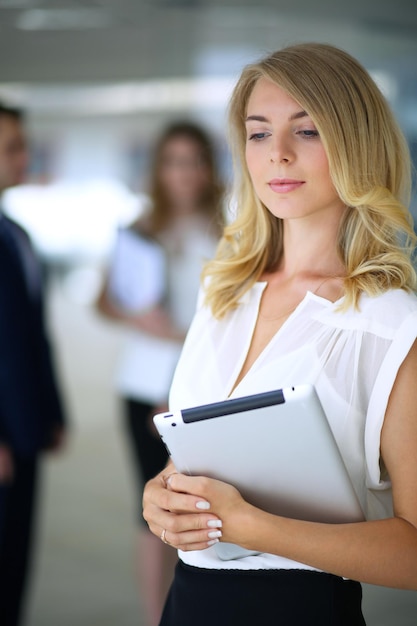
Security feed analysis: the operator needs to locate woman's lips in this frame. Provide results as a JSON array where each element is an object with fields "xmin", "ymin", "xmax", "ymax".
[{"xmin": 268, "ymin": 179, "xmax": 305, "ymax": 193}]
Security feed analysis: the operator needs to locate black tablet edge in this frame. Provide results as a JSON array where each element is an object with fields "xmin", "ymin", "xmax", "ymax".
[{"xmin": 181, "ymin": 388, "xmax": 285, "ymax": 423}]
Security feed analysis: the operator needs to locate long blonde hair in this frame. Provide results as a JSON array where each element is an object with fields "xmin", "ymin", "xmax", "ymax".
[{"xmin": 203, "ymin": 42, "xmax": 417, "ymax": 318}]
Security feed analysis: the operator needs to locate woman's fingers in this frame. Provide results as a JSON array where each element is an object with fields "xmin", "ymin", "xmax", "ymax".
[
  {"xmin": 145, "ymin": 473, "xmax": 213, "ymax": 515},
  {"xmin": 167, "ymin": 472, "xmax": 243, "ymax": 515},
  {"xmin": 154, "ymin": 485, "xmax": 208, "ymax": 515},
  {"xmin": 145, "ymin": 502, "xmax": 222, "ymax": 536},
  {"xmin": 155, "ymin": 512, "xmax": 223, "ymax": 551},
  {"xmin": 143, "ymin": 471, "xmax": 223, "ymax": 551}
]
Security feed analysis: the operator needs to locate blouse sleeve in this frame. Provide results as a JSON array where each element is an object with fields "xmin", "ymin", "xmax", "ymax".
[{"xmin": 365, "ymin": 309, "xmax": 417, "ymax": 489}]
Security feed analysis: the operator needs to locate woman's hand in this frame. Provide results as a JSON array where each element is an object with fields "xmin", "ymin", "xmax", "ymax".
[
  {"xmin": 132, "ymin": 306, "xmax": 185, "ymax": 341},
  {"xmin": 96, "ymin": 285, "xmax": 185, "ymax": 342},
  {"xmin": 143, "ymin": 463, "xmax": 249, "ymax": 551}
]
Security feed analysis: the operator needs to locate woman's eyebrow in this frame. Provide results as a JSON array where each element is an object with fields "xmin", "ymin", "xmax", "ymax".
[
  {"xmin": 289, "ymin": 110, "xmax": 308, "ymax": 121},
  {"xmin": 245, "ymin": 115, "xmax": 268, "ymax": 123},
  {"xmin": 245, "ymin": 110, "xmax": 309, "ymax": 123}
]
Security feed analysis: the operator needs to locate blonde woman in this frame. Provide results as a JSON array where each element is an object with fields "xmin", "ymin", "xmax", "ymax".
[{"xmin": 143, "ymin": 44, "xmax": 417, "ymax": 625}]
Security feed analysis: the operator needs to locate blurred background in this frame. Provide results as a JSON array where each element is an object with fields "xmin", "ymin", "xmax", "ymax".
[{"xmin": 0, "ymin": 1, "xmax": 416, "ymax": 624}]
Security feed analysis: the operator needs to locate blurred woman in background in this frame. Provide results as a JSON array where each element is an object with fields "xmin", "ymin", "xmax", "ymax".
[{"xmin": 96, "ymin": 121, "xmax": 224, "ymax": 626}]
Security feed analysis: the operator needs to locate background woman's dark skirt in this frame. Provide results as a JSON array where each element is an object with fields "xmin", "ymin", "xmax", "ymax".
[{"xmin": 160, "ymin": 560, "xmax": 366, "ymax": 626}]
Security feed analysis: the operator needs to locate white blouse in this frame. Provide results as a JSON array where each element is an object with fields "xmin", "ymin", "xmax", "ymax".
[
  {"xmin": 114, "ymin": 218, "xmax": 218, "ymax": 404},
  {"xmin": 169, "ymin": 282, "xmax": 417, "ymax": 571}
]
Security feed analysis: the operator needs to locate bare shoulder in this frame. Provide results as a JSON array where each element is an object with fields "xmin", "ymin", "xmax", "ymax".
[
  {"xmin": 382, "ymin": 337, "xmax": 417, "ymax": 450},
  {"xmin": 381, "ymin": 338, "xmax": 417, "ymax": 522}
]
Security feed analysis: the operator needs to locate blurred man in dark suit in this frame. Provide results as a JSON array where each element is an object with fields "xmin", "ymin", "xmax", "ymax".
[{"xmin": 0, "ymin": 102, "xmax": 67, "ymax": 626}]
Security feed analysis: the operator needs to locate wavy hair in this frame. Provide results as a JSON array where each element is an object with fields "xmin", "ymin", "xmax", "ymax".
[{"xmin": 202, "ymin": 43, "xmax": 416, "ymax": 318}]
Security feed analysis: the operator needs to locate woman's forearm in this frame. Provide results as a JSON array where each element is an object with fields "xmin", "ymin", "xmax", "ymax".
[{"xmin": 232, "ymin": 503, "xmax": 417, "ymax": 589}]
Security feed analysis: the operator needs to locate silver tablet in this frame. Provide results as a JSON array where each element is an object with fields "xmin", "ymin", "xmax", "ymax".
[{"xmin": 153, "ymin": 384, "xmax": 364, "ymax": 560}]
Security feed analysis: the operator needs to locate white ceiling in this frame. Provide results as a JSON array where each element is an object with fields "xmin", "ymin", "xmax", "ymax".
[
  {"xmin": 0, "ymin": 0, "xmax": 416, "ymax": 83},
  {"xmin": 0, "ymin": 0, "xmax": 416, "ymax": 135}
]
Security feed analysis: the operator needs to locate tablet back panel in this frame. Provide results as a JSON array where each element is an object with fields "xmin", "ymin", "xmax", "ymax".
[{"xmin": 154, "ymin": 384, "xmax": 364, "ymax": 559}]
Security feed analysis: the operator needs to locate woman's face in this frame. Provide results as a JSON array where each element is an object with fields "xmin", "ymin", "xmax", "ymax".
[
  {"xmin": 244, "ymin": 78, "xmax": 345, "ymax": 225},
  {"xmin": 157, "ymin": 135, "xmax": 211, "ymax": 212}
]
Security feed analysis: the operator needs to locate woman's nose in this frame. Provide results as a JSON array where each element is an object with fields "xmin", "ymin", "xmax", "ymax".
[{"xmin": 269, "ymin": 138, "xmax": 293, "ymax": 164}]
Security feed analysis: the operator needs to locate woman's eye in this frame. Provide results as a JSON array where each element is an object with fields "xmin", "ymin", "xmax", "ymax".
[
  {"xmin": 248, "ymin": 132, "xmax": 269, "ymax": 141},
  {"xmin": 298, "ymin": 129, "xmax": 319, "ymax": 138}
]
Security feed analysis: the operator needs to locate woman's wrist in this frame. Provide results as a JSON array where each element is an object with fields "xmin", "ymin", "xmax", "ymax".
[{"xmin": 225, "ymin": 501, "xmax": 264, "ymax": 550}]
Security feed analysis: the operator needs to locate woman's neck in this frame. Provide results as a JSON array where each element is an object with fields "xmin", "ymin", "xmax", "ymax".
[{"xmin": 277, "ymin": 214, "xmax": 345, "ymax": 279}]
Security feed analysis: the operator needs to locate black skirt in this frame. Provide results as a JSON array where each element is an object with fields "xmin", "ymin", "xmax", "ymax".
[{"xmin": 160, "ymin": 560, "xmax": 366, "ymax": 626}]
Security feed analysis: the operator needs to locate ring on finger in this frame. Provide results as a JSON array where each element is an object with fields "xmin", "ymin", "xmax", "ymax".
[{"xmin": 160, "ymin": 528, "xmax": 170, "ymax": 545}]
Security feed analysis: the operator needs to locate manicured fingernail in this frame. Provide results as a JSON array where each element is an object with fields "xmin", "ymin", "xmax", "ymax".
[
  {"xmin": 196, "ymin": 501, "xmax": 210, "ymax": 510},
  {"xmin": 207, "ymin": 538, "xmax": 219, "ymax": 546},
  {"xmin": 207, "ymin": 519, "xmax": 222, "ymax": 528},
  {"xmin": 208, "ymin": 530, "xmax": 222, "ymax": 539}
]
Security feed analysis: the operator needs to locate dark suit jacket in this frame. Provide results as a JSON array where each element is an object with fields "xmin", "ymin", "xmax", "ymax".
[{"xmin": 0, "ymin": 214, "xmax": 66, "ymax": 458}]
